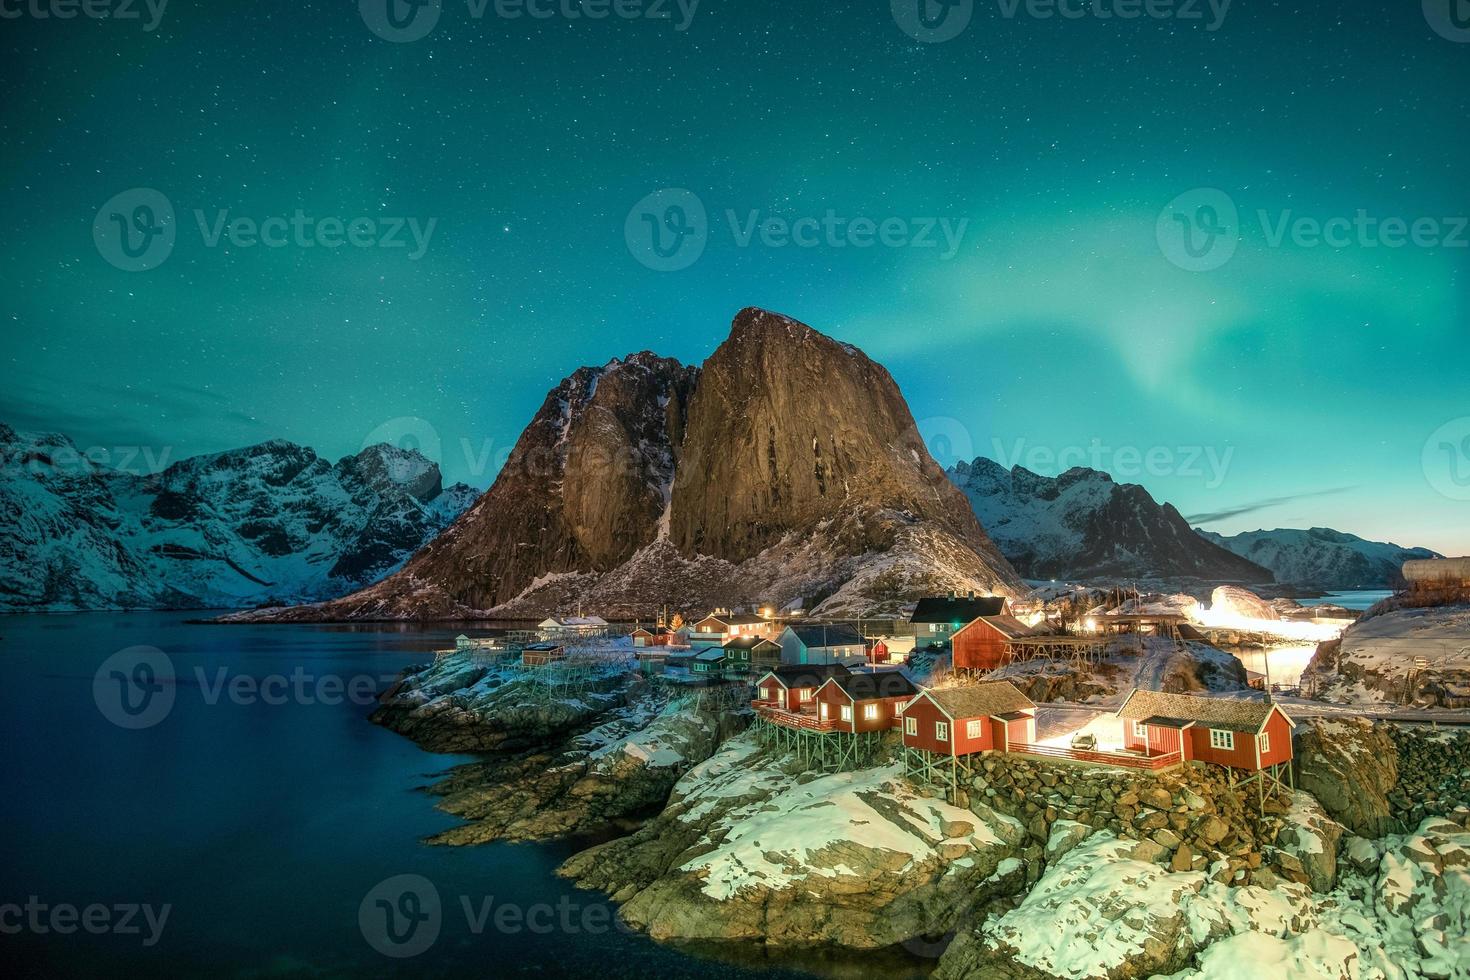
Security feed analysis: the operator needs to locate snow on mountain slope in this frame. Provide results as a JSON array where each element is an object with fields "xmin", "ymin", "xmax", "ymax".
[
  {"xmin": 1197, "ymin": 527, "xmax": 1441, "ymax": 590},
  {"xmin": 947, "ymin": 457, "xmax": 1272, "ymax": 585},
  {"xmin": 0, "ymin": 423, "xmax": 477, "ymax": 610}
]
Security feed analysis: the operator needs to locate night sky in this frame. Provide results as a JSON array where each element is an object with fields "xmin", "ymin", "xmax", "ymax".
[{"xmin": 2, "ymin": 0, "xmax": 1467, "ymax": 554}]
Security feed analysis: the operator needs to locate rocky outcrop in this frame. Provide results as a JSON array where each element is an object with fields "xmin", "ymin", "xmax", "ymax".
[
  {"xmin": 1209, "ymin": 585, "xmax": 1280, "ymax": 621},
  {"xmin": 1302, "ymin": 604, "xmax": 1470, "ymax": 708},
  {"xmin": 1295, "ymin": 719, "xmax": 1470, "ymax": 838},
  {"xmin": 230, "ymin": 309, "xmax": 1023, "ymax": 621},
  {"xmin": 1199, "ymin": 526, "xmax": 1441, "ymax": 590},
  {"xmin": 949, "ymin": 458, "xmax": 1272, "ymax": 585},
  {"xmin": 559, "ymin": 736, "xmax": 1027, "ymax": 949},
  {"xmin": 0, "ymin": 426, "xmax": 474, "ymax": 610}
]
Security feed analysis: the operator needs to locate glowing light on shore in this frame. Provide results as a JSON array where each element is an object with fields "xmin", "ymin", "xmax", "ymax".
[{"xmin": 1189, "ymin": 607, "xmax": 1346, "ymax": 643}]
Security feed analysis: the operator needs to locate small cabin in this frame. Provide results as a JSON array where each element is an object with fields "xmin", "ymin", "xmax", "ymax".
[
  {"xmin": 909, "ymin": 594, "xmax": 1009, "ymax": 641},
  {"xmin": 1115, "ymin": 689, "xmax": 1295, "ymax": 771},
  {"xmin": 537, "ymin": 615, "xmax": 609, "ymax": 638},
  {"xmin": 950, "ymin": 615, "xmax": 1039, "ymax": 671},
  {"xmin": 723, "ymin": 636, "xmax": 781, "ymax": 674},
  {"xmin": 753, "ymin": 663, "xmax": 851, "ymax": 712},
  {"xmin": 521, "ymin": 642, "xmax": 566, "ymax": 666},
  {"xmin": 630, "ymin": 627, "xmax": 654, "ymax": 648},
  {"xmin": 779, "ymin": 625, "xmax": 868, "ymax": 666},
  {"xmin": 901, "ymin": 682, "xmax": 1037, "ymax": 756},
  {"xmin": 813, "ymin": 671, "xmax": 919, "ymax": 733},
  {"xmin": 692, "ymin": 648, "xmax": 727, "ymax": 676}
]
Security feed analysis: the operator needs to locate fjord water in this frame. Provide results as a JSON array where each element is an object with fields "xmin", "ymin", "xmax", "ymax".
[{"xmin": 0, "ymin": 613, "xmax": 818, "ymax": 979}]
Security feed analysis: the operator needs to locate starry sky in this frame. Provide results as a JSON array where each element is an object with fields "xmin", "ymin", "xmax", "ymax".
[{"xmin": 2, "ymin": 0, "xmax": 1467, "ymax": 555}]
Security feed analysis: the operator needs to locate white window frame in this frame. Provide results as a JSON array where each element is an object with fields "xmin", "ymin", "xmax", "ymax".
[
  {"xmin": 799, "ymin": 688, "xmax": 814, "ymax": 702},
  {"xmin": 1258, "ymin": 731, "xmax": 1270, "ymax": 754},
  {"xmin": 935, "ymin": 721, "xmax": 949, "ymax": 741},
  {"xmin": 1209, "ymin": 729, "xmax": 1235, "ymax": 751},
  {"xmin": 1131, "ymin": 721, "xmax": 1147, "ymax": 740},
  {"xmin": 904, "ymin": 716, "xmax": 917, "ymax": 736},
  {"xmin": 863, "ymin": 704, "xmax": 879, "ymax": 721},
  {"xmin": 966, "ymin": 720, "xmax": 983, "ymax": 739},
  {"xmin": 840, "ymin": 704, "xmax": 853, "ymax": 722}
]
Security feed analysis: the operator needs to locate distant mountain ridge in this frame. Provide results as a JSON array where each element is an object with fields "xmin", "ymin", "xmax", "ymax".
[
  {"xmin": 1197, "ymin": 527, "xmax": 1441, "ymax": 590},
  {"xmin": 0, "ymin": 423, "xmax": 476, "ymax": 610},
  {"xmin": 228, "ymin": 308, "xmax": 1025, "ymax": 622},
  {"xmin": 947, "ymin": 457, "xmax": 1273, "ymax": 585}
]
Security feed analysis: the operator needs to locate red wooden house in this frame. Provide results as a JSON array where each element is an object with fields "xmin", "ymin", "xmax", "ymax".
[
  {"xmin": 950, "ymin": 615, "xmax": 1040, "ymax": 672},
  {"xmin": 1115, "ymin": 689, "xmax": 1295, "ymax": 773},
  {"xmin": 812, "ymin": 671, "xmax": 919, "ymax": 733},
  {"xmin": 753, "ymin": 663, "xmax": 851, "ymax": 713},
  {"xmin": 900, "ymin": 682, "xmax": 1037, "ymax": 756}
]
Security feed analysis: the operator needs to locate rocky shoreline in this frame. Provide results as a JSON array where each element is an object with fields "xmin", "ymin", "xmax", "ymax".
[{"xmin": 377, "ymin": 652, "xmax": 1470, "ymax": 978}]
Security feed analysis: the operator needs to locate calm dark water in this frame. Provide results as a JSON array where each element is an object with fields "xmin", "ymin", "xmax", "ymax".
[{"xmin": 0, "ymin": 613, "xmax": 839, "ymax": 979}]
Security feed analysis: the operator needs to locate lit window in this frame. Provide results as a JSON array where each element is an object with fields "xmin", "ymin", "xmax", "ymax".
[
  {"xmin": 966, "ymin": 720, "xmax": 983, "ymax": 739},
  {"xmin": 864, "ymin": 704, "xmax": 879, "ymax": 720},
  {"xmin": 840, "ymin": 704, "xmax": 853, "ymax": 722},
  {"xmin": 936, "ymin": 721, "xmax": 949, "ymax": 741},
  {"xmin": 1209, "ymin": 729, "xmax": 1235, "ymax": 751},
  {"xmin": 1131, "ymin": 721, "xmax": 1146, "ymax": 739},
  {"xmin": 800, "ymin": 689, "xmax": 813, "ymax": 702},
  {"xmin": 904, "ymin": 716, "xmax": 917, "ymax": 736},
  {"xmin": 1259, "ymin": 731, "xmax": 1270, "ymax": 753}
]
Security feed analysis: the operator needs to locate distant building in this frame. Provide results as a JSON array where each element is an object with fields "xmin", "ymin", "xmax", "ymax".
[
  {"xmin": 909, "ymin": 594, "xmax": 1009, "ymax": 641},
  {"xmin": 537, "ymin": 616, "xmax": 609, "ymax": 638},
  {"xmin": 779, "ymin": 624, "xmax": 868, "ymax": 665},
  {"xmin": 688, "ymin": 611, "xmax": 778, "ymax": 647},
  {"xmin": 950, "ymin": 614, "xmax": 1041, "ymax": 671},
  {"xmin": 722, "ymin": 635, "xmax": 781, "ymax": 674}
]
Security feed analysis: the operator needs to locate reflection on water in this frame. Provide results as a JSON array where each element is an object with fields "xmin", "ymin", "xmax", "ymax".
[{"xmin": 1229, "ymin": 644, "xmax": 1321, "ymax": 687}]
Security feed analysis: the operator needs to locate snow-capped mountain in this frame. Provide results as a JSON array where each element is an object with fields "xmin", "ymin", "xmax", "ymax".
[
  {"xmin": 1197, "ymin": 527, "xmax": 1441, "ymax": 590},
  {"xmin": 947, "ymin": 458, "xmax": 1272, "ymax": 585},
  {"xmin": 229, "ymin": 308, "xmax": 1024, "ymax": 622},
  {"xmin": 0, "ymin": 423, "xmax": 477, "ymax": 610}
]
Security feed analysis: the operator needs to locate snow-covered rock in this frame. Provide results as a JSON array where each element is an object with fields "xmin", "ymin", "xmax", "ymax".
[
  {"xmin": 947, "ymin": 458, "xmax": 1271, "ymax": 585},
  {"xmin": 0, "ymin": 424, "xmax": 476, "ymax": 610},
  {"xmin": 1198, "ymin": 527, "xmax": 1441, "ymax": 591},
  {"xmin": 1303, "ymin": 604, "xmax": 1470, "ymax": 708},
  {"xmin": 1210, "ymin": 585, "xmax": 1281, "ymax": 621},
  {"xmin": 559, "ymin": 735, "xmax": 1027, "ymax": 949}
]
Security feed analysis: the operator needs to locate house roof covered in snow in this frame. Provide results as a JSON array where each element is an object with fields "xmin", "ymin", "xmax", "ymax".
[
  {"xmin": 539, "ymin": 616, "xmax": 609, "ymax": 628},
  {"xmin": 1116, "ymin": 689, "xmax": 1294, "ymax": 733},
  {"xmin": 910, "ymin": 596, "xmax": 1008, "ymax": 624},
  {"xmin": 785, "ymin": 625, "xmax": 865, "ymax": 648},
  {"xmin": 913, "ymin": 682, "xmax": 1036, "ymax": 720},
  {"xmin": 694, "ymin": 648, "xmax": 726, "ymax": 662}
]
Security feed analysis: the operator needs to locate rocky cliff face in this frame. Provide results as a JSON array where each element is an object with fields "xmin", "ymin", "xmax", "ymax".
[
  {"xmin": 233, "ymin": 309, "xmax": 1022, "ymax": 621},
  {"xmin": 1198, "ymin": 526, "xmax": 1441, "ymax": 590},
  {"xmin": 0, "ymin": 425, "xmax": 475, "ymax": 610},
  {"xmin": 949, "ymin": 458, "xmax": 1272, "ymax": 585}
]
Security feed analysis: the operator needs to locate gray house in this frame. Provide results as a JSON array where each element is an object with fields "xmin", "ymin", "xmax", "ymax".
[{"xmin": 779, "ymin": 625, "xmax": 868, "ymax": 666}]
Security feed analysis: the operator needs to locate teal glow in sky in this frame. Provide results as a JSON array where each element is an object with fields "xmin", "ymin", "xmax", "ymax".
[{"xmin": 2, "ymin": 0, "xmax": 1466, "ymax": 554}]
